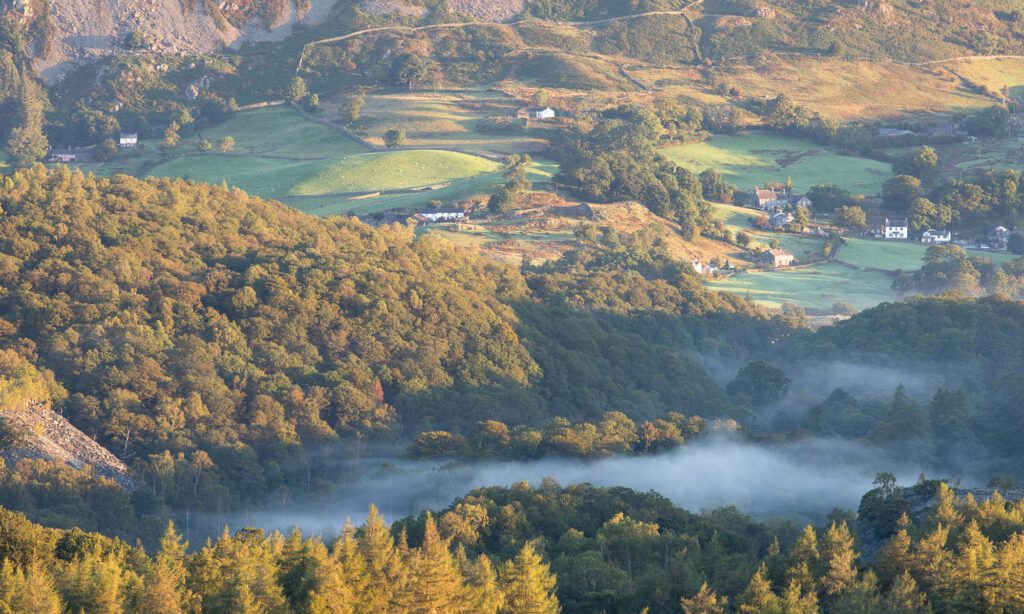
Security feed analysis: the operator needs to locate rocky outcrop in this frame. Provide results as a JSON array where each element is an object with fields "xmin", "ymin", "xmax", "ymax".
[
  {"xmin": 25, "ymin": 0, "xmax": 337, "ymax": 82},
  {"xmin": 0, "ymin": 401, "xmax": 134, "ymax": 489},
  {"xmin": 857, "ymin": 481, "xmax": 1024, "ymax": 560}
]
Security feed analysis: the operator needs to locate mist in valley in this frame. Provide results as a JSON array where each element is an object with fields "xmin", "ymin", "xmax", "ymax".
[{"xmin": 215, "ymin": 435, "xmax": 929, "ymax": 537}]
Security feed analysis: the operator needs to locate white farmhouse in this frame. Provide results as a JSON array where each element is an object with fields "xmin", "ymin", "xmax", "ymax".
[
  {"xmin": 119, "ymin": 132, "xmax": 138, "ymax": 149},
  {"xmin": 921, "ymin": 229, "xmax": 951, "ymax": 244},
  {"xmin": 416, "ymin": 208, "xmax": 466, "ymax": 222},
  {"xmin": 884, "ymin": 218, "xmax": 909, "ymax": 240}
]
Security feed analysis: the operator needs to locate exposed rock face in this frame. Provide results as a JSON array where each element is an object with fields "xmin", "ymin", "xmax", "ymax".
[
  {"xmin": 447, "ymin": 0, "xmax": 526, "ymax": 22},
  {"xmin": 857, "ymin": 482, "xmax": 1024, "ymax": 560},
  {"xmin": 25, "ymin": 0, "xmax": 337, "ymax": 82},
  {"xmin": 0, "ymin": 401, "xmax": 134, "ymax": 489}
]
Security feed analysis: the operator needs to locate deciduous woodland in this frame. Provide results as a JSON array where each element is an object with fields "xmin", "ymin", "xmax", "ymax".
[{"xmin": 5, "ymin": 0, "xmax": 1024, "ymax": 611}]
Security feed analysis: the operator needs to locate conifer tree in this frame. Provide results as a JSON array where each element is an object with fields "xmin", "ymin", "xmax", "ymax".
[
  {"xmin": 359, "ymin": 505, "xmax": 406, "ymax": 611},
  {"xmin": 60, "ymin": 546, "xmax": 129, "ymax": 614},
  {"xmin": 456, "ymin": 547, "xmax": 503, "ymax": 614},
  {"xmin": 932, "ymin": 483, "xmax": 962, "ymax": 529},
  {"xmin": 305, "ymin": 538, "xmax": 354, "ymax": 614},
  {"xmin": 950, "ymin": 520, "xmax": 997, "ymax": 611},
  {"xmin": 399, "ymin": 513, "xmax": 463, "ymax": 614},
  {"xmin": 501, "ymin": 542, "xmax": 560, "ymax": 614},
  {"xmin": 883, "ymin": 571, "xmax": 930, "ymax": 614},
  {"xmin": 820, "ymin": 521, "xmax": 857, "ymax": 596},
  {"xmin": 0, "ymin": 560, "xmax": 62, "ymax": 614},
  {"xmin": 140, "ymin": 522, "xmax": 192, "ymax": 614},
  {"xmin": 334, "ymin": 521, "xmax": 372, "ymax": 613},
  {"xmin": 876, "ymin": 514, "xmax": 913, "ymax": 583},
  {"xmin": 911, "ymin": 525, "xmax": 951, "ymax": 597},
  {"xmin": 828, "ymin": 571, "xmax": 882, "ymax": 614},
  {"xmin": 679, "ymin": 582, "xmax": 726, "ymax": 614},
  {"xmin": 737, "ymin": 563, "xmax": 780, "ymax": 613},
  {"xmin": 779, "ymin": 580, "xmax": 819, "ymax": 614}
]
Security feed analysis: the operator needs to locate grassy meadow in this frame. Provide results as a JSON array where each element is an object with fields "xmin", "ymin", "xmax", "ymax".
[
  {"xmin": 663, "ymin": 133, "xmax": 892, "ymax": 196},
  {"xmin": 336, "ymin": 90, "xmax": 551, "ymax": 157},
  {"xmin": 65, "ymin": 105, "xmax": 508, "ymax": 214},
  {"xmin": 706, "ymin": 262, "xmax": 901, "ymax": 311}
]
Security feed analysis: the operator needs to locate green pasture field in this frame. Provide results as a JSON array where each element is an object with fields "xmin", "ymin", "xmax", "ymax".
[
  {"xmin": 62, "ymin": 106, "xmax": 509, "ymax": 213},
  {"xmin": 339, "ymin": 90, "xmax": 551, "ymax": 157},
  {"xmin": 664, "ymin": 132, "xmax": 892, "ymax": 195},
  {"xmin": 706, "ymin": 262, "xmax": 902, "ymax": 311},
  {"xmin": 838, "ymin": 238, "xmax": 1019, "ymax": 271}
]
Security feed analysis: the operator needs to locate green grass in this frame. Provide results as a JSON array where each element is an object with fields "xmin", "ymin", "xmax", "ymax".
[
  {"xmin": 199, "ymin": 106, "xmax": 368, "ymax": 159},
  {"xmin": 664, "ymin": 132, "xmax": 892, "ymax": 195},
  {"xmin": 711, "ymin": 203, "xmax": 825, "ymax": 262},
  {"xmin": 291, "ymin": 150, "xmax": 500, "ymax": 195},
  {"xmin": 707, "ymin": 262, "xmax": 902, "ymax": 311},
  {"xmin": 70, "ymin": 105, "xmax": 506, "ymax": 213},
  {"xmin": 838, "ymin": 237, "xmax": 1019, "ymax": 271},
  {"xmin": 343, "ymin": 90, "xmax": 550, "ymax": 156},
  {"xmin": 290, "ymin": 171, "xmax": 507, "ymax": 216}
]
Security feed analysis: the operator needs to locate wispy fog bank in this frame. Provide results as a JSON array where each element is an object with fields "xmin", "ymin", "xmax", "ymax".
[{"xmin": 219, "ymin": 437, "xmax": 924, "ymax": 536}]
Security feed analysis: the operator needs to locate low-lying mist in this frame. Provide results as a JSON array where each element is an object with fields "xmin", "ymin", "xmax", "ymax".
[{"xmin": 217, "ymin": 436, "xmax": 925, "ymax": 537}]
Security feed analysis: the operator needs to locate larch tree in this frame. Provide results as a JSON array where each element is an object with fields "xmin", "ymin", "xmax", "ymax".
[
  {"xmin": 0, "ymin": 560, "xmax": 62, "ymax": 614},
  {"xmin": 399, "ymin": 512, "xmax": 463, "ymax": 614},
  {"xmin": 820, "ymin": 521, "xmax": 857, "ymax": 597},
  {"xmin": 359, "ymin": 504, "xmax": 406, "ymax": 611},
  {"xmin": 737, "ymin": 563, "xmax": 779, "ymax": 614},
  {"xmin": 501, "ymin": 541, "xmax": 560, "ymax": 614},
  {"xmin": 456, "ymin": 547, "xmax": 503, "ymax": 614},
  {"xmin": 139, "ymin": 522, "xmax": 192, "ymax": 613},
  {"xmin": 679, "ymin": 582, "xmax": 726, "ymax": 614},
  {"xmin": 883, "ymin": 570, "xmax": 930, "ymax": 614}
]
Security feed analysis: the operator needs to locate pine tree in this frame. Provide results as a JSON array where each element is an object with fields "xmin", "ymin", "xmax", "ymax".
[
  {"xmin": 876, "ymin": 515, "xmax": 913, "ymax": 583},
  {"xmin": 399, "ymin": 513, "xmax": 463, "ymax": 614},
  {"xmin": 828, "ymin": 571, "xmax": 882, "ymax": 614},
  {"xmin": 140, "ymin": 522, "xmax": 192, "ymax": 613},
  {"xmin": 820, "ymin": 521, "xmax": 857, "ymax": 597},
  {"xmin": 950, "ymin": 520, "xmax": 997, "ymax": 611},
  {"xmin": 359, "ymin": 505, "xmax": 405, "ymax": 611},
  {"xmin": 786, "ymin": 526, "xmax": 819, "ymax": 592},
  {"xmin": 334, "ymin": 521, "xmax": 372, "ymax": 613},
  {"xmin": 883, "ymin": 571, "xmax": 930, "ymax": 614},
  {"xmin": 779, "ymin": 580, "xmax": 819, "ymax": 614},
  {"xmin": 456, "ymin": 547, "xmax": 503, "ymax": 614},
  {"xmin": 305, "ymin": 538, "xmax": 354, "ymax": 614},
  {"xmin": 61, "ymin": 547, "xmax": 128, "ymax": 614},
  {"xmin": 911, "ymin": 525, "xmax": 951, "ymax": 597},
  {"xmin": 1, "ymin": 560, "xmax": 62, "ymax": 614},
  {"xmin": 932, "ymin": 483, "xmax": 962, "ymax": 529},
  {"xmin": 500, "ymin": 542, "xmax": 560, "ymax": 614},
  {"xmin": 679, "ymin": 582, "xmax": 726, "ymax": 614},
  {"xmin": 7, "ymin": 75, "xmax": 48, "ymax": 168},
  {"xmin": 737, "ymin": 563, "xmax": 780, "ymax": 614}
]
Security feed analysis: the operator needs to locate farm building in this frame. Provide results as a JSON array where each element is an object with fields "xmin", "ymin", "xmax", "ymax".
[
  {"xmin": 921, "ymin": 229, "xmax": 951, "ymax": 244},
  {"xmin": 416, "ymin": 208, "xmax": 466, "ymax": 222},
  {"xmin": 878, "ymin": 128, "xmax": 914, "ymax": 137},
  {"xmin": 515, "ymin": 107, "xmax": 557, "ymax": 120},
  {"xmin": 47, "ymin": 152, "xmax": 76, "ymax": 163},
  {"xmin": 987, "ymin": 226, "xmax": 1010, "ymax": 248},
  {"xmin": 759, "ymin": 249, "xmax": 794, "ymax": 268},
  {"xmin": 884, "ymin": 218, "xmax": 908, "ymax": 239},
  {"xmin": 752, "ymin": 188, "xmax": 789, "ymax": 211},
  {"xmin": 768, "ymin": 211, "xmax": 793, "ymax": 230},
  {"xmin": 119, "ymin": 132, "xmax": 138, "ymax": 149}
]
